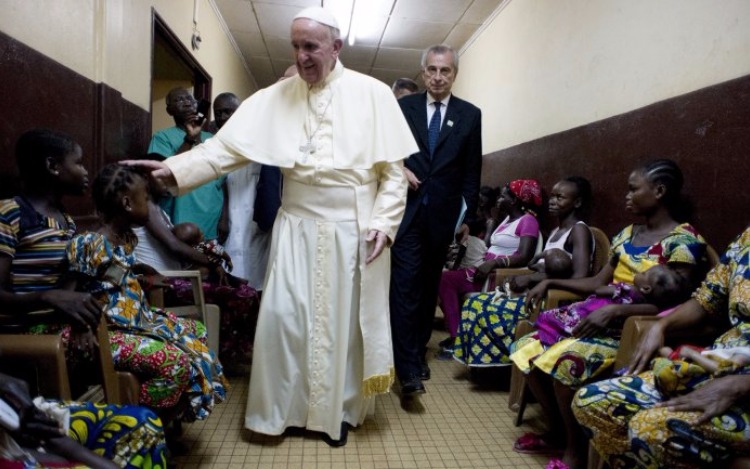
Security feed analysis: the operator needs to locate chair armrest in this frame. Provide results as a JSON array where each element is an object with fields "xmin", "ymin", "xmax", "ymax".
[
  {"xmin": 150, "ymin": 270, "xmax": 207, "ymax": 319},
  {"xmin": 494, "ymin": 268, "xmax": 533, "ymax": 286},
  {"xmin": 544, "ymin": 289, "xmax": 582, "ymax": 310},
  {"xmin": 613, "ymin": 316, "xmax": 660, "ymax": 370}
]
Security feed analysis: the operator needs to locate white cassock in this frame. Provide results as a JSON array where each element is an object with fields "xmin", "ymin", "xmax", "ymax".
[{"xmin": 164, "ymin": 61, "xmax": 419, "ymax": 440}]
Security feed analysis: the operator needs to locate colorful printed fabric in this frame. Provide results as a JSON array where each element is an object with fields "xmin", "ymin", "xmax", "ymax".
[
  {"xmin": 508, "ymin": 179, "xmax": 543, "ymax": 208},
  {"xmin": 166, "ymin": 278, "xmax": 259, "ymax": 369},
  {"xmin": 573, "ymin": 372, "xmax": 750, "ymax": 468},
  {"xmin": 66, "ymin": 232, "xmax": 228, "ymax": 420},
  {"xmin": 610, "ymin": 223, "xmax": 706, "ymax": 285},
  {"xmin": 0, "ymin": 197, "xmax": 75, "ymax": 293},
  {"xmin": 453, "ymin": 292, "xmax": 529, "ymax": 366},
  {"xmin": 513, "ymin": 223, "xmax": 706, "ymax": 386},
  {"xmin": 0, "ymin": 401, "xmax": 167, "ymax": 469},
  {"xmin": 572, "ymin": 227, "xmax": 750, "ymax": 468},
  {"xmin": 0, "ymin": 197, "xmax": 77, "ymax": 341},
  {"xmin": 510, "ymin": 283, "xmax": 643, "ymax": 373},
  {"xmin": 67, "ymin": 401, "xmax": 168, "ymax": 468}
]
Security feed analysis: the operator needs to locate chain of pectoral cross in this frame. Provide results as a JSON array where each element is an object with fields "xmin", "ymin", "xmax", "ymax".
[{"xmin": 300, "ymin": 84, "xmax": 335, "ymax": 163}]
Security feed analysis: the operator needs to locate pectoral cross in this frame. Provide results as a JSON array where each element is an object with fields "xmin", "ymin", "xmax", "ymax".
[{"xmin": 299, "ymin": 140, "xmax": 315, "ymax": 163}]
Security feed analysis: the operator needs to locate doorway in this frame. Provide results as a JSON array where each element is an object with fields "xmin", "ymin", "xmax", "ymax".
[{"xmin": 151, "ymin": 10, "xmax": 212, "ymax": 133}]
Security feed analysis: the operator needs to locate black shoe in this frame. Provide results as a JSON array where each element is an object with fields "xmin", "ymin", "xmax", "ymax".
[
  {"xmin": 400, "ymin": 375, "xmax": 426, "ymax": 397},
  {"xmin": 420, "ymin": 362, "xmax": 431, "ymax": 381},
  {"xmin": 322, "ymin": 422, "xmax": 349, "ymax": 447},
  {"xmin": 438, "ymin": 337, "xmax": 454, "ymax": 352},
  {"xmin": 436, "ymin": 349, "xmax": 453, "ymax": 361}
]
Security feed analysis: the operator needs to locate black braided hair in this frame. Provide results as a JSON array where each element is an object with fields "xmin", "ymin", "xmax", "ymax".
[
  {"xmin": 637, "ymin": 159, "xmax": 691, "ymax": 221},
  {"xmin": 91, "ymin": 164, "xmax": 146, "ymax": 221},
  {"xmin": 562, "ymin": 176, "xmax": 593, "ymax": 220},
  {"xmin": 15, "ymin": 128, "xmax": 77, "ymax": 182}
]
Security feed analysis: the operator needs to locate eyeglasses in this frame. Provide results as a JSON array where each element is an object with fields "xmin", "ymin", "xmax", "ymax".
[
  {"xmin": 171, "ymin": 95, "xmax": 197, "ymax": 105},
  {"xmin": 424, "ymin": 66, "xmax": 454, "ymax": 78}
]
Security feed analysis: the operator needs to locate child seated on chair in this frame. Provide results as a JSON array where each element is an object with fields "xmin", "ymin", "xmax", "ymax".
[
  {"xmin": 511, "ymin": 264, "xmax": 693, "ymax": 371},
  {"xmin": 67, "ymin": 164, "xmax": 227, "ymax": 423}
]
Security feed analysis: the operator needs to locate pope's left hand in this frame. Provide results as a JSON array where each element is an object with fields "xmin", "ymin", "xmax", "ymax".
[{"xmin": 365, "ymin": 230, "xmax": 387, "ymax": 264}]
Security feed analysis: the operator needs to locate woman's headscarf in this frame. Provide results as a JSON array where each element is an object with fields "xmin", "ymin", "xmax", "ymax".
[{"xmin": 508, "ymin": 179, "xmax": 543, "ymax": 210}]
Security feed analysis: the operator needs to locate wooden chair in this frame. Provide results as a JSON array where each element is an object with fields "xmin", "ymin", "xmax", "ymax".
[
  {"xmin": 509, "ymin": 226, "xmax": 611, "ymax": 425},
  {"xmin": 588, "ymin": 292, "xmax": 747, "ymax": 469},
  {"xmin": 147, "ymin": 270, "xmax": 220, "ymax": 353},
  {"xmin": 0, "ymin": 310, "xmax": 125, "ymax": 404}
]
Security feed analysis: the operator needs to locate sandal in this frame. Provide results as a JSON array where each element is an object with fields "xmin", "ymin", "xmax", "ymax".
[
  {"xmin": 545, "ymin": 458, "xmax": 570, "ymax": 469},
  {"xmin": 513, "ymin": 432, "xmax": 564, "ymax": 456}
]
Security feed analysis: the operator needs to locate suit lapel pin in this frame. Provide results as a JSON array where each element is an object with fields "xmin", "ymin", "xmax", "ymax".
[{"xmin": 447, "ymin": 120, "xmax": 454, "ymax": 127}]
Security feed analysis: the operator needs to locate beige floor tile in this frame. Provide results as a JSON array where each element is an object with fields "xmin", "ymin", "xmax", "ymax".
[{"xmin": 173, "ymin": 331, "xmax": 551, "ymax": 468}]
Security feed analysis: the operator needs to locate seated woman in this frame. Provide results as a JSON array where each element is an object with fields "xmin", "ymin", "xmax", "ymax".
[
  {"xmin": 514, "ymin": 160, "xmax": 706, "ymax": 469},
  {"xmin": 133, "ymin": 158, "xmax": 258, "ymax": 368},
  {"xmin": 437, "ymin": 179, "xmax": 542, "ymax": 354},
  {"xmin": 0, "ymin": 371, "xmax": 166, "ymax": 468},
  {"xmin": 68, "ymin": 164, "xmax": 228, "ymax": 422},
  {"xmin": 0, "ymin": 129, "xmax": 100, "ymax": 355},
  {"xmin": 573, "ymin": 227, "xmax": 750, "ymax": 468},
  {"xmin": 453, "ymin": 176, "xmax": 593, "ymax": 366}
]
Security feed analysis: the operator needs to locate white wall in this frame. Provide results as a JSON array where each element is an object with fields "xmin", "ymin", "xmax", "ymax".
[
  {"xmin": 0, "ymin": 0, "xmax": 257, "ymax": 110},
  {"xmin": 454, "ymin": 0, "xmax": 750, "ymax": 153}
]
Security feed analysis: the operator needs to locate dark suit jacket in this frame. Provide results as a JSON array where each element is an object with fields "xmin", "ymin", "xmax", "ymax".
[{"xmin": 396, "ymin": 91, "xmax": 482, "ymax": 245}]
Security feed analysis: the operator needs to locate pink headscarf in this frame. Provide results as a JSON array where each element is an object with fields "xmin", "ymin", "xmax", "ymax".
[{"xmin": 508, "ymin": 179, "xmax": 543, "ymax": 208}]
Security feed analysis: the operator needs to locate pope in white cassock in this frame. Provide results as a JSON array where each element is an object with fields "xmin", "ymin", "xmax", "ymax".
[{"xmin": 126, "ymin": 7, "xmax": 418, "ymax": 446}]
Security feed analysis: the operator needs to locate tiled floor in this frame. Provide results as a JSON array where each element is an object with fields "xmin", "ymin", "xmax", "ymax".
[{"xmin": 174, "ymin": 331, "xmax": 550, "ymax": 468}]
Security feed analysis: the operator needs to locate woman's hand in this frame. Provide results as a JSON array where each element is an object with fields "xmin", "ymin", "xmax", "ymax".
[
  {"xmin": 660, "ymin": 375, "xmax": 750, "ymax": 425},
  {"xmin": 39, "ymin": 290, "xmax": 100, "ymax": 330},
  {"xmin": 526, "ymin": 279, "xmax": 551, "ymax": 310},
  {"xmin": 508, "ymin": 275, "xmax": 531, "ymax": 292},
  {"xmin": 14, "ymin": 406, "xmax": 65, "ymax": 447},
  {"xmin": 572, "ymin": 305, "xmax": 615, "ymax": 338},
  {"xmin": 626, "ymin": 321, "xmax": 665, "ymax": 375},
  {"xmin": 68, "ymin": 328, "xmax": 99, "ymax": 356},
  {"xmin": 0, "ymin": 372, "xmax": 33, "ymax": 417},
  {"xmin": 136, "ymin": 273, "xmax": 171, "ymax": 291},
  {"xmin": 221, "ymin": 252, "xmax": 234, "ymax": 272},
  {"xmin": 473, "ymin": 260, "xmax": 496, "ymax": 283}
]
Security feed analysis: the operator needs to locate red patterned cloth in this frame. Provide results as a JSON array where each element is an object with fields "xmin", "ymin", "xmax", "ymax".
[{"xmin": 508, "ymin": 179, "xmax": 543, "ymax": 208}]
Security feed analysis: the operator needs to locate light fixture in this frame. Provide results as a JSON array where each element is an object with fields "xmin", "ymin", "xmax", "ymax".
[
  {"xmin": 192, "ymin": 0, "xmax": 202, "ymax": 50},
  {"xmin": 323, "ymin": 0, "xmax": 356, "ymax": 45}
]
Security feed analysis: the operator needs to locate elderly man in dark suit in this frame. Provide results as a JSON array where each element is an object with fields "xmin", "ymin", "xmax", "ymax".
[{"xmin": 391, "ymin": 44, "xmax": 482, "ymax": 396}]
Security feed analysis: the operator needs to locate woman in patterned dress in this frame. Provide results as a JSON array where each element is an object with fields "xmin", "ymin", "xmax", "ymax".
[
  {"xmin": 515, "ymin": 160, "xmax": 707, "ymax": 468},
  {"xmin": 0, "ymin": 372, "xmax": 167, "ymax": 469},
  {"xmin": 453, "ymin": 176, "xmax": 593, "ymax": 367},
  {"xmin": 0, "ymin": 130, "xmax": 167, "ymax": 467},
  {"xmin": 0, "ymin": 129, "xmax": 101, "ymax": 344},
  {"xmin": 573, "ymin": 226, "xmax": 750, "ymax": 468},
  {"xmin": 438, "ymin": 179, "xmax": 542, "ymax": 349}
]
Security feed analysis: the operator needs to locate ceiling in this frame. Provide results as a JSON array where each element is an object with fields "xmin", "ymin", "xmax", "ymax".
[{"xmin": 212, "ymin": 0, "xmax": 506, "ymax": 89}]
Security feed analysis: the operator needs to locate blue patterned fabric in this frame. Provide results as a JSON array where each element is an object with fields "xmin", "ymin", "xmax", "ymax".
[{"xmin": 428, "ymin": 101, "xmax": 442, "ymax": 155}]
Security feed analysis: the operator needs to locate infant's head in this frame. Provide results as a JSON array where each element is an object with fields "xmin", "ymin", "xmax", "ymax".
[
  {"xmin": 633, "ymin": 264, "xmax": 691, "ymax": 308},
  {"xmin": 543, "ymin": 248, "xmax": 573, "ymax": 279},
  {"xmin": 173, "ymin": 222, "xmax": 204, "ymax": 247}
]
